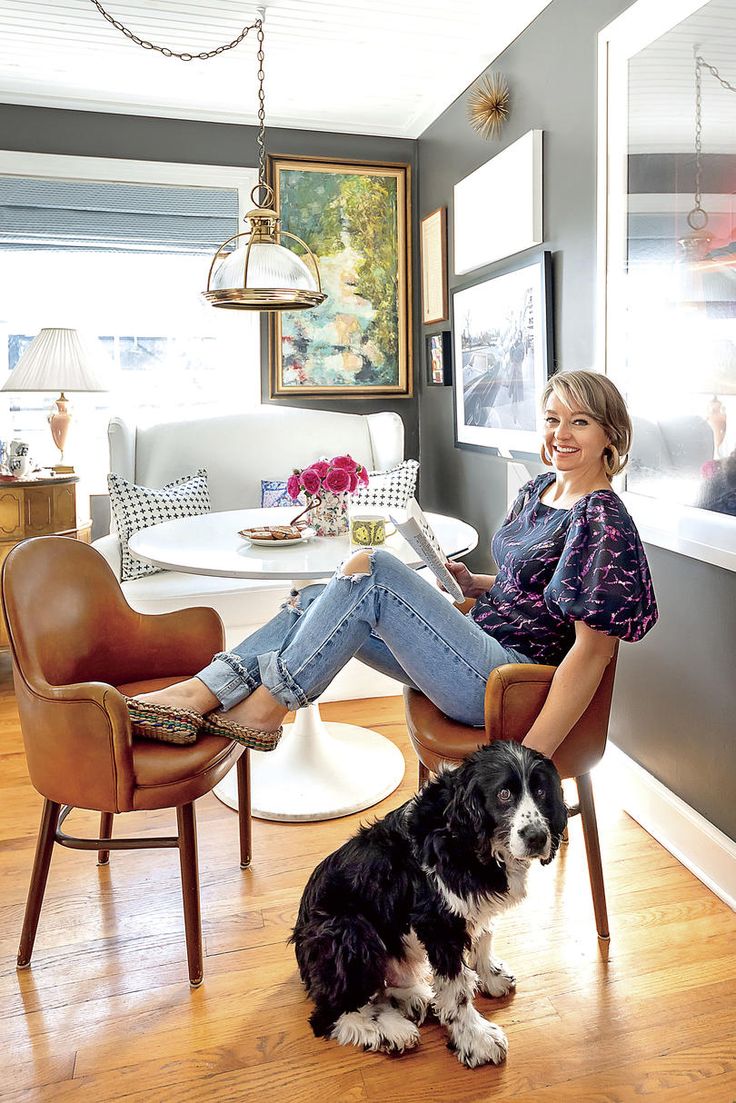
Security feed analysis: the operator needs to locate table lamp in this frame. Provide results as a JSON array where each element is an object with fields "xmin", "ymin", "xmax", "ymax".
[{"xmin": 1, "ymin": 328, "xmax": 107, "ymax": 474}]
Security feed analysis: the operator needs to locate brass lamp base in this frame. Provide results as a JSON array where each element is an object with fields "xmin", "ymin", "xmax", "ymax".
[{"xmin": 52, "ymin": 464, "xmax": 75, "ymax": 475}]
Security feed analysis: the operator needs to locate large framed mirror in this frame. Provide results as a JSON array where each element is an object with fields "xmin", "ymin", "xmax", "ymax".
[{"xmin": 599, "ymin": 0, "xmax": 736, "ymax": 571}]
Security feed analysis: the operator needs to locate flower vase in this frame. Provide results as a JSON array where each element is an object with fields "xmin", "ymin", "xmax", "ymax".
[{"xmin": 311, "ymin": 492, "xmax": 349, "ymax": 537}]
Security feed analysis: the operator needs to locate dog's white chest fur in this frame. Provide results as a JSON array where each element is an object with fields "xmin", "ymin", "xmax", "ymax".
[{"xmin": 427, "ymin": 852, "xmax": 529, "ymax": 936}]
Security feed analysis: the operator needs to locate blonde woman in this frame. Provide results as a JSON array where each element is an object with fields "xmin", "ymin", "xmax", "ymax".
[{"xmin": 128, "ymin": 371, "xmax": 658, "ymax": 760}]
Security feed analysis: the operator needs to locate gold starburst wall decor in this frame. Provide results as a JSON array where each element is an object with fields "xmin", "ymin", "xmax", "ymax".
[{"xmin": 467, "ymin": 72, "xmax": 510, "ymax": 140}]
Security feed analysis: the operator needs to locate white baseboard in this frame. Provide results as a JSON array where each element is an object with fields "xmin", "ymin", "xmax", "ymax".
[{"xmin": 604, "ymin": 743, "xmax": 736, "ymax": 912}]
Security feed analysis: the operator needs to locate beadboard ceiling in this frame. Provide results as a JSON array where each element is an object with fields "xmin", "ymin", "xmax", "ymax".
[
  {"xmin": 627, "ymin": 0, "xmax": 736, "ymax": 154},
  {"xmin": 0, "ymin": 0, "xmax": 553, "ymax": 139}
]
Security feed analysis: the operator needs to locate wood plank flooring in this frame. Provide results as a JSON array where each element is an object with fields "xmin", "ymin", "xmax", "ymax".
[{"xmin": 1, "ymin": 652, "xmax": 734, "ymax": 1102}]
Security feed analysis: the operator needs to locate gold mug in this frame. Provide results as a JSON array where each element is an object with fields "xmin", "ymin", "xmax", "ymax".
[{"xmin": 350, "ymin": 515, "xmax": 386, "ymax": 547}]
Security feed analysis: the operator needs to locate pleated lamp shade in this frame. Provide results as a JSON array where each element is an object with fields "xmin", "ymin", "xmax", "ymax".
[{"xmin": 1, "ymin": 328, "xmax": 107, "ymax": 393}]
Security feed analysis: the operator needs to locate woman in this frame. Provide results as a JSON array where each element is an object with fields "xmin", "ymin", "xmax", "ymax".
[{"xmin": 129, "ymin": 370, "xmax": 657, "ymax": 760}]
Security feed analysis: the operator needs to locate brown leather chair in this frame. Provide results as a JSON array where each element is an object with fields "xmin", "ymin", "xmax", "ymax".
[
  {"xmin": 404, "ymin": 644, "xmax": 618, "ymax": 942},
  {"xmin": 2, "ymin": 536, "xmax": 252, "ymax": 987}
]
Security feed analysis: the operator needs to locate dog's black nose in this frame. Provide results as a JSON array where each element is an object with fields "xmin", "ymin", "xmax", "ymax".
[{"xmin": 518, "ymin": 824, "xmax": 549, "ymax": 854}]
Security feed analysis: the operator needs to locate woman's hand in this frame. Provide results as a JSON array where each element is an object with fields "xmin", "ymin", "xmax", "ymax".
[{"xmin": 438, "ymin": 561, "xmax": 495, "ymax": 599}]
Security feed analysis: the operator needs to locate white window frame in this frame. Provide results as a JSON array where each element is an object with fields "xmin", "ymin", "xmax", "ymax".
[{"xmin": 597, "ymin": 0, "xmax": 736, "ymax": 575}]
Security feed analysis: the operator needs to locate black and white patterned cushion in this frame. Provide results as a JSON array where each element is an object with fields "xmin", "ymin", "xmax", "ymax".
[
  {"xmin": 108, "ymin": 469, "xmax": 211, "ymax": 582},
  {"xmin": 351, "ymin": 459, "xmax": 419, "ymax": 511}
]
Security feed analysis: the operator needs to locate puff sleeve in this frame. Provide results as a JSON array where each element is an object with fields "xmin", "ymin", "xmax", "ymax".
[
  {"xmin": 543, "ymin": 494, "xmax": 658, "ymax": 641},
  {"xmin": 502, "ymin": 478, "xmax": 538, "ymax": 526}
]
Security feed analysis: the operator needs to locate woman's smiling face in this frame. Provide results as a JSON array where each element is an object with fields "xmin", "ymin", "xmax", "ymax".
[{"xmin": 543, "ymin": 393, "xmax": 610, "ymax": 477}]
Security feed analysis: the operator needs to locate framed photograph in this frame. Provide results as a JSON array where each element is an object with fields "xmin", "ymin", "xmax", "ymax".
[
  {"xmin": 426, "ymin": 331, "xmax": 452, "ymax": 386},
  {"xmin": 452, "ymin": 250, "xmax": 553, "ymax": 456},
  {"xmin": 268, "ymin": 155, "xmax": 412, "ymax": 398},
  {"xmin": 421, "ymin": 207, "xmax": 448, "ymax": 324},
  {"xmin": 454, "ymin": 130, "xmax": 543, "ymax": 275}
]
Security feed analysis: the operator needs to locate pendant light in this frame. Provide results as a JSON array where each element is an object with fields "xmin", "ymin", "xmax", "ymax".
[
  {"xmin": 88, "ymin": 2, "xmax": 325, "ymax": 312},
  {"xmin": 203, "ymin": 13, "xmax": 326, "ymax": 311},
  {"xmin": 677, "ymin": 50, "xmax": 736, "ymax": 317}
]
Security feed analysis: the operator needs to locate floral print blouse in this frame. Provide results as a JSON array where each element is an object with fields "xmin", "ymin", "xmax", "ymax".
[{"xmin": 470, "ymin": 472, "xmax": 658, "ymax": 665}]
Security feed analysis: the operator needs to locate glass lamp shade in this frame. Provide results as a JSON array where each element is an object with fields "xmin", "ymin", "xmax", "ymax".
[{"xmin": 203, "ymin": 209, "xmax": 327, "ymax": 311}]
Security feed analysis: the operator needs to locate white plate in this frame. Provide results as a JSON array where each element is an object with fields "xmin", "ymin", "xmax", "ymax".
[{"xmin": 242, "ymin": 527, "xmax": 315, "ymax": 548}]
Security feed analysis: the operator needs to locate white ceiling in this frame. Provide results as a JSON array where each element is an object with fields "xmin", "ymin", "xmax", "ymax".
[
  {"xmin": 628, "ymin": 0, "xmax": 736, "ymax": 154},
  {"xmin": 0, "ymin": 0, "xmax": 553, "ymax": 139}
]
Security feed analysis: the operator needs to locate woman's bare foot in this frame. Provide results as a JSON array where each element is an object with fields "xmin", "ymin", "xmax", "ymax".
[
  {"xmin": 133, "ymin": 677, "xmax": 220, "ymax": 715},
  {"xmin": 224, "ymin": 685, "xmax": 288, "ymax": 732}
]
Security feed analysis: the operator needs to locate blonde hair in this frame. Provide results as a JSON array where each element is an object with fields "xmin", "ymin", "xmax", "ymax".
[{"xmin": 540, "ymin": 370, "xmax": 631, "ymax": 477}]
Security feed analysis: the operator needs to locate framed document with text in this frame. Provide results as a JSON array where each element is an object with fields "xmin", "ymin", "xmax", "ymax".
[{"xmin": 420, "ymin": 207, "xmax": 448, "ymax": 325}]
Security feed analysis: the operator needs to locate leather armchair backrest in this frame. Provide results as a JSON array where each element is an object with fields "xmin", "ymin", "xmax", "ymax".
[
  {"xmin": 1, "ymin": 537, "xmax": 138, "ymax": 809},
  {"xmin": 485, "ymin": 648, "xmax": 618, "ymax": 779},
  {"xmin": 3, "ymin": 537, "xmax": 152, "ymax": 689}
]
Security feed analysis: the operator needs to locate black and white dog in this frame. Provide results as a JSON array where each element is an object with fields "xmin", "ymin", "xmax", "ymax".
[{"xmin": 291, "ymin": 740, "xmax": 567, "ymax": 1068}]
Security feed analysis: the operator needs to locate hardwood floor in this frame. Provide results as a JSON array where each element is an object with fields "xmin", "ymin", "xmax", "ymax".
[{"xmin": 2, "ymin": 653, "xmax": 735, "ymax": 1102}]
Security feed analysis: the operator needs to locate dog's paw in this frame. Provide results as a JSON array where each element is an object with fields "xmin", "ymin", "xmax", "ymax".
[
  {"xmin": 374, "ymin": 1005, "xmax": 421, "ymax": 1054},
  {"xmin": 386, "ymin": 979, "xmax": 433, "ymax": 1025},
  {"xmin": 478, "ymin": 959, "xmax": 516, "ymax": 998},
  {"xmin": 455, "ymin": 1018, "xmax": 508, "ymax": 1068}
]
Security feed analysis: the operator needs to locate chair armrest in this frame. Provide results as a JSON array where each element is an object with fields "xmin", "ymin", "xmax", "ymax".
[
  {"xmin": 454, "ymin": 598, "xmax": 476, "ymax": 615},
  {"xmin": 130, "ymin": 605, "xmax": 225, "ymax": 681},
  {"xmin": 484, "ymin": 663, "xmax": 557, "ymax": 742},
  {"xmin": 13, "ymin": 677, "xmax": 137, "ymax": 812}
]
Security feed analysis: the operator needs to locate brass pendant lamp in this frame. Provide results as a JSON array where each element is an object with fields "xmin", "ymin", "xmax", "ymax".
[
  {"xmin": 88, "ymin": 1, "xmax": 325, "ymax": 312},
  {"xmin": 203, "ymin": 13, "xmax": 326, "ymax": 312}
]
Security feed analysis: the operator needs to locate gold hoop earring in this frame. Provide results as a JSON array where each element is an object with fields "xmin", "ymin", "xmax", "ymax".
[
  {"xmin": 603, "ymin": 444, "xmax": 620, "ymax": 478},
  {"xmin": 540, "ymin": 443, "xmax": 553, "ymax": 467}
]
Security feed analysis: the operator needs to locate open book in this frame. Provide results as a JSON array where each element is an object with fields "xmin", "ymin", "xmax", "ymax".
[{"xmin": 390, "ymin": 498, "xmax": 465, "ymax": 602}]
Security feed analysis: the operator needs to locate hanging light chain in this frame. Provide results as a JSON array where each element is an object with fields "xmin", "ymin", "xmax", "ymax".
[
  {"xmin": 87, "ymin": 0, "xmax": 259, "ymax": 61},
  {"xmin": 688, "ymin": 52, "xmax": 736, "ymax": 231},
  {"xmin": 696, "ymin": 54, "xmax": 736, "ymax": 96},
  {"xmin": 256, "ymin": 20, "xmax": 267, "ymax": 191},
  {"xmin": 688, "ymin": 53, "xmax": 706, "ymax": 230}
]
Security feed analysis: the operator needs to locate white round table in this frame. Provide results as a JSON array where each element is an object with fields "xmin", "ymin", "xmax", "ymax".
[{"xmin": 129, "ymin": 506, "xmax": 478, "ymax": 822}]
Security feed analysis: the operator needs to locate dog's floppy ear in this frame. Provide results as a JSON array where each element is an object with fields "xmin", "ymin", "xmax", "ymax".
[
  {"xmin": 539, "ymin": 760, "xmax": 568, "ymax": 866},
  {"xmin": 446, "ymin": 774, "xmax": 486, "ymax": 839}
]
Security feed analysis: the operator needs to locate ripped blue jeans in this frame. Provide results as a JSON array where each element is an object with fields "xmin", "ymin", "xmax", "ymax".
[{"xmin": 196, "ymin": 547, "xmax": 532, "ymax": 727}]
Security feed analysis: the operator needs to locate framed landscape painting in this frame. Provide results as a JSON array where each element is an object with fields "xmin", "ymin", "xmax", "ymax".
[
  {"xmin": 268, "ymin": 155, "xmax": 412, "ymax": 398},
  {"xmin": 452, "ymin": 250, "xmax": 553, "ymax": 456}
]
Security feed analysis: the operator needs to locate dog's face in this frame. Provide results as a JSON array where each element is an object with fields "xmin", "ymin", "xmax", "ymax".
[{"xmin": 448, "ymin": 741, "xmax": 567, "ymax": 864}]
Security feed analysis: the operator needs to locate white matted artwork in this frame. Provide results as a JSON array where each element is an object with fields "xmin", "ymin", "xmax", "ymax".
[
  {"xmin": 454, "ymin": 130, "xmax": 543, "ymax": 275},
  {"xmin": 452, "ymin": 250, "xmax": 553, "ymax": 456}
]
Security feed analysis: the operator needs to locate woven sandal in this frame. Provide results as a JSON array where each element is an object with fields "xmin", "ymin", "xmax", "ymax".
[
  {"xmin": 201, "ymin": 711, "xmax": 283, "ymax": 752},
  {"xmin": 126, "ymin": 698, "xmax": 204, "ymax": 745}
]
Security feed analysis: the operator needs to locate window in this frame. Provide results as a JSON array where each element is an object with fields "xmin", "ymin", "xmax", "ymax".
[{"xmin": 0, "ymin": 153, "xmax": 259, "ymax": 506}]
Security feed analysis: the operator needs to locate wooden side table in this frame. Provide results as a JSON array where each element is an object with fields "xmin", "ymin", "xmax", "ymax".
[{"xmin": 0, "ymin": 474, "xmax": 91, "ymax": 649}]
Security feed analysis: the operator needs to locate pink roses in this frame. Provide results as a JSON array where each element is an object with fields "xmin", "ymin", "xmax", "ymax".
[{"xmin": 288, "ymin": 454, "xmax": 369, "ymax": 500}]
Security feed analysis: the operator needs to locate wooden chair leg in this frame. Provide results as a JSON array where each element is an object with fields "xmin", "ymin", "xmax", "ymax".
[
  {"xmin": 236, "ymin": 751, "xmax": 252, "ymax": 870},
  {"xmin": 97, "ymin": 812, "xmax": 114, "ymax": 865},
  {"xmin": 418, "ymin": 760, "xmax": 429, "ymax": 788},
  {"xmin": 18, "ymin": 799, "xmax": 60, "ymax": 968},
  {"xmin": 176, "ymin": 803, "xmax": 204, "ymax": 988},
  {"xmin": 576, "ymin": 773, "xmax": 610, "ymax": 942}
]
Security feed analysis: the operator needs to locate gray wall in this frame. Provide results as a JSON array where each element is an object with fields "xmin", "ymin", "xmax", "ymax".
[
  {"xmin": 0, "ymin": 104, "xmax": 420, "ymax": 458},
  {"xmin": 417, "ymin": 0, "xmax": 736, "ymax": 841}
]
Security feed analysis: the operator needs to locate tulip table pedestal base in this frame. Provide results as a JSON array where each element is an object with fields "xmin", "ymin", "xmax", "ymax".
[{"xmin": 213, "ymin": 702, "xmax": 405, "ymax": 822}]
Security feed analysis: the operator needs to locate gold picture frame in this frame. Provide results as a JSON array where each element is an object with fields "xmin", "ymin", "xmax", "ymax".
[
  {"xmin": 420, "ymin": 206, "xmax": 448, "ymax": 325},
  {"xmin": 268, "ymin": 155, "xmax": 412, "ymax": 398}
]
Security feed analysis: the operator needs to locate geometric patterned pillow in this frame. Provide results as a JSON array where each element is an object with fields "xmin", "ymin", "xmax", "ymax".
[
  {"xmin": 261, "ymin": 478, "xmax": 305, "ymax": 508},
  {"xmin": 107, "ymin": 469, "xmax": 211, "ymax": 582},
  {"xmin": 351, "ymin": 459, "xmax": 419, "ymax": 511}
]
